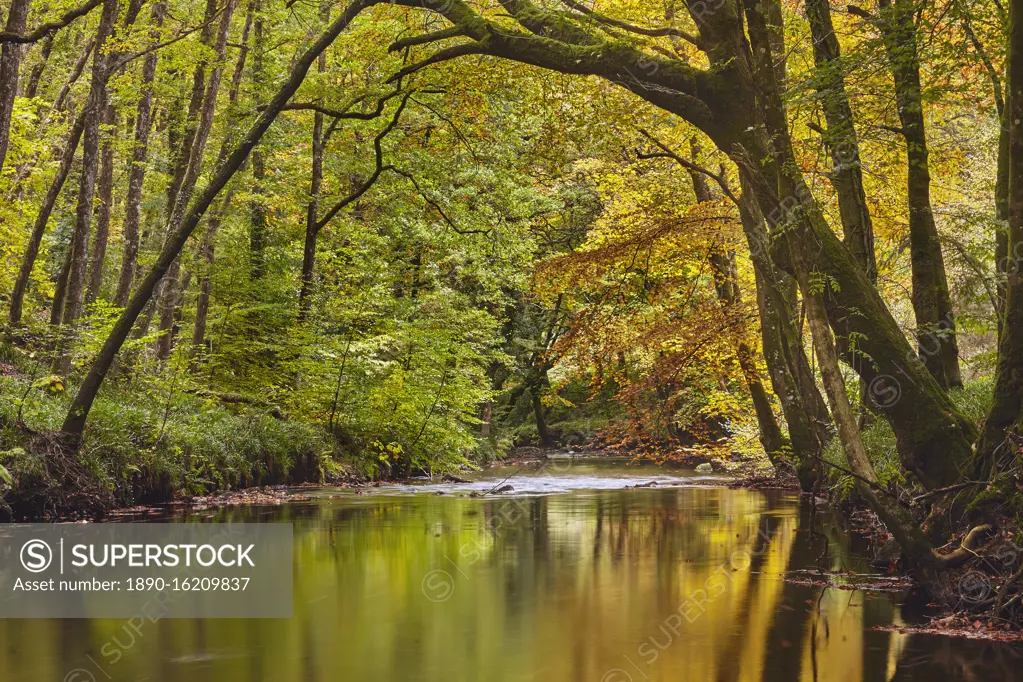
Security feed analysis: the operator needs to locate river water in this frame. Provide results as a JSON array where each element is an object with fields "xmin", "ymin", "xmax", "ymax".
[{"xmin": 1, "ymin": 458, "xmax": 1020, "ymax": 681}]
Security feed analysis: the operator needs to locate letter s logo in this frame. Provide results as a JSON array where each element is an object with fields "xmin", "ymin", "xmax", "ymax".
[{"xmin": 21, "ymin": 539, "xmax": 53, "ymax": 573}]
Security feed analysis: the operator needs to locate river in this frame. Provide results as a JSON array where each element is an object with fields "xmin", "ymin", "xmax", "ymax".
[{"xmin": 1, "ymin": 457, "xmax": 1020, "ymax": 681}]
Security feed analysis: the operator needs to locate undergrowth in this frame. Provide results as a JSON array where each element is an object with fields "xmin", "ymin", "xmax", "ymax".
[{"xmin": 824, "ymin": 377, "xmax": 995, "ymax": 499}]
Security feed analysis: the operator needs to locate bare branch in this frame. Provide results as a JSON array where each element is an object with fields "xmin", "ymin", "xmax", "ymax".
[
  {"xmin": 0, "ymin": 0, "xmax": 103, "ymax": 44},
  {"xmin": 558, "ymin": 0, "xmax": 703, "ymax": 48},
  {"xmin": 392, "ymin": 168, "xmax": 490, "ymax": 235},
  {"xmin": 313, "ymin": 91, "xmax": 415, "ymax": 231},
  {"xmin": 385, "ymin": 43, "xmax": 487, "ymax": 83},
  {"xmin": 109, "ymin": 11, "xmax": 227, "ymax": 74},
  {"xmin": 389, "ymin": 26, "xmax": 465, "ymax": 52},
  {"xmin": 636, "ymin": 128, "xmax": 738, "ymax": 205}
]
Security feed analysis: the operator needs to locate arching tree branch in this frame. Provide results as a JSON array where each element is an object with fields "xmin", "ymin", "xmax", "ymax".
[
  {"xmin": 386, "ymin": 43, "xmax": 487, "ymax": 82},
  {"xmin": 557, "ymin": 0, "xmax": 704, "ymax": 48},
  {"xmin": 0, "ymin": 0, "xmax": 103, "ymax": 44},
  {"xmin": 388, "ymin": 26, "xmax": 465, "ymax": 52},
  {"xmin": 392, "ymin": 168, "xmax": 490, "ymax": 235},
  {"xmin": 313, "ymin": 90, "xmax": 414, "ymax": 231},
  {"xmin": 636, "ymin": 128, "xmax": 738, "ymax": 204}
]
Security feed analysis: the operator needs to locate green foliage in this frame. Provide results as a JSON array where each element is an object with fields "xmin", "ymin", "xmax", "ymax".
[{"xmin": 0, "ymin": 363, "xmax": 327, "ymax": 504}]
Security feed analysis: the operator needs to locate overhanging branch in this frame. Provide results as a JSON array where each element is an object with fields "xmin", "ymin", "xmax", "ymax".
[
  {"xmin": 313, "ymin": 91, "xmax": 414, "ymax": 231},
  {"xmin": 636, "ymin": 128, "xmax": 738, "ymax": 205},
  {"xmin": 386, "ymin": 43, "xmax": 488, "ymax": 82},
  {"xmin": 388, "ymin": 26, "xmax": 465, "ymax": 52},
  {"xmin": 0, "ymin": 0, "xmax": 103, "ymax": 44},
  {"xmin": 557, "ymin": 0, "xmax": 704, "ymax": 48}
]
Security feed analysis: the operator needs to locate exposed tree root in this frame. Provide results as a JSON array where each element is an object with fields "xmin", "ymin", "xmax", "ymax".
[
  {"xmin": 933, "ymin": 524, "xmax": 994, "ymax": 568},
  {"xmin": 2, "ymin": 429, "xmax": 114, "ymax": 520}
]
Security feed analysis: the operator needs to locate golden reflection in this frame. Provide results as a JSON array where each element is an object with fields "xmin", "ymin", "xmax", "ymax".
[{"xmin": 0, "ymin": 484, "xmax": 1007, "ymax": 682}]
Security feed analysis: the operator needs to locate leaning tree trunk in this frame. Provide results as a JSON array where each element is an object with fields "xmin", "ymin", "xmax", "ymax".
[
  {"xmin": 977, "ymin": 0, "xmax": 1023, "ymax": 474},
  {"xmin": 805, "ymin": 0, "xmax": 880, "ymax": 424},
  {"xmin": 62, "ymin": 0, "xmax": 375, "ymax": 442},
  {"xmin": 790, "ymin": 234, "xmax": 944, "ymax": 595},
  {"xmin": 737, "ymin": 174, "xmax": 832, "ymax": 487},
  {"xmin": 0, "ymin": 0, "xmax": 30, "ymax": 174},
  {"xmin": 53, "ymin": 0, "xmax": 120, "ymax": 376},
  {"xmin": 8, "ymin": 110, "xmax": 86, "ymax": 325},
  {"xmin": 878, "ymin": 0, "xmax": 962, "ymax": 389}
]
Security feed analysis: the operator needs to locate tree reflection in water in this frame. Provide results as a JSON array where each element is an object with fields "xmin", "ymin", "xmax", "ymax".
[{"xmin": 0, "ymin": 465, "xmax": 1021, "ymax": 681}]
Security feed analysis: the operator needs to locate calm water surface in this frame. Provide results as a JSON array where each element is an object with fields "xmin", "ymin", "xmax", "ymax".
[{"xmin": 1, "ymin": 458, "xmax": 1020, "ymax": 681}]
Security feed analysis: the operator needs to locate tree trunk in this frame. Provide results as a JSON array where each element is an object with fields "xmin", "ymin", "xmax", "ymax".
[
  {"xmin": 804, "ymin": 0, "xmax": 876, "ymax": 281},
  {"xmin": 114, "ymin": 0, "xmax": 167, "ymax": 307},
  {"xmin": 190, "ymin": 209, "xmax": 223, "ymax": 358},
  {"xmin": 248, "ymin": 2, "xmax": 267, "ymax": 281},
  {"xmin": 191, "ymin": 0, "xmax": 255, "ymax": 356},
  {"xmin": 62, "ymin": 0, "xmax": 375, "ymax": 442},
  {"xmin": 50, "ymin": 246, "xmax": 73, "ymax": 327},
  {"xmin": 997, "ymin": 102, "xmax": 1010, "ymax": 333},
  {"xmin": 86, "ymin": 102, "xmax": 116, "ymax": 303},
  {"xmin": 977, "ymin": 0, "xmax": 1023, "ymax": 473},
  {"xmin": 8, "ymin": 110, "xmax": 86, "ymax": 325},
  {"xmin": 53, "ymin": 0, "xmax": 120, "ymax": 375},
  {"xmin": 155, "ymin": 0, "xmax": 236, "ymax": 362},
  {"xmin": 791, "ymin": 238, "xmax": 942, "ymax": 592},
  {"xmin": 23, "ymin": 33, "xmax": 51, "ymax": 100},
  {"xmin": 738, "ymin": 173, "xmax": 831, "ymax": 487},
  {"xmin": 0, "ymin": 0, "xmax": 30, "ymax": 173},
  {"xmin": 878, "ymin": 0, "xmax": 962, "ymax": 389},
  {"xmin": 532, "ymin": 387, "xmax": 552, "ymax": 447},
  {"xmin": 688, "ymin": 146, "xmax": 787, "ymax": 463},
  {"xmin": 959, "ymin": 5, "xmax": 1010, "ymax": 330},
  {"xmin": 298, "ymin": 1, "xmax": 330, "ymax": 320}
]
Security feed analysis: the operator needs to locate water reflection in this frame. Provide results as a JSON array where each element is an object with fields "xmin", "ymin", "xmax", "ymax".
[{"xmin": 0, "ymin": 463, "xmax": 1021, "ymax": 681}]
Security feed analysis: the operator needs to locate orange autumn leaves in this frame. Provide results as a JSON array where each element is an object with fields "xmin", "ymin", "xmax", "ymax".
[{"xmin": 532, "ymin": 155, "xmax": 767, "ymax": 454}]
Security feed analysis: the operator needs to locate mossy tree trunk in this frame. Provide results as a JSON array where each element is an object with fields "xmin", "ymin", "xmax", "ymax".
[
  {"xmin": 978, "ymin": 0, "xmax": 1023, "ymax": 473},
  {"xmin": 877, "ymin": 0, "xmax": 962, "ymax": 390},
  {"xmin": 737, "ymin": 177, "xmax": 832, "ymax": 487},
  {"xmin": 804, "ymin": 0, "xmax": 875, "ymax": 281}
]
